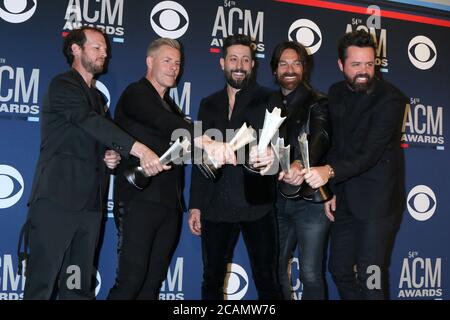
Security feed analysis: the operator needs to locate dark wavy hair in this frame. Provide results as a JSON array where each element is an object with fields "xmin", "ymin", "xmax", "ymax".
[
  {"xmin": 222, "ymin": 34, "xmax": 255, "ymax": 60},
  {"xmin": 338, "ymin": 30, "xmax": 376, "ymax": 63}
]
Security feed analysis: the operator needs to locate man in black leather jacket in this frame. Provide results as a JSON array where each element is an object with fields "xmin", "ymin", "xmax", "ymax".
[{"xmin": 271, "ymin": 41, "xmax": 332, "ymax": 299}]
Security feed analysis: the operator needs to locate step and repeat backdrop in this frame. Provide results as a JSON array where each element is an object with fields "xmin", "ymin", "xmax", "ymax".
[{"xmin": 0, "ymin": 0, "xmax": 449, "ymax": 300}]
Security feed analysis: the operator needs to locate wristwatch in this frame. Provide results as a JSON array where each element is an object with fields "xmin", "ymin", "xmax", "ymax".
[{"xmin": 327, "ymin": 165, "xmax": 335, "ymax": 179}]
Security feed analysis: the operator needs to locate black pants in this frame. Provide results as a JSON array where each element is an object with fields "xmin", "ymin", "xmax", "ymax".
[
  {"xmin": 23, "ymin": 199, "xmax": 102, "ymax": 300},
  {"xmin": 201, "ymin": 211, "xmax": 281, "ymax": 300},
  {"xmin": 329, "ymin": 196, "xmax": 397, "ymax": 300},
  {"xmin": 107, "ymin": 200, "xmax": 181, "ymax": 300}
]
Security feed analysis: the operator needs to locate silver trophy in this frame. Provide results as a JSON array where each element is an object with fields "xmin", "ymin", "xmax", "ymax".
[
  {"xmin": 125, "ymin": 137, "xmax": 191, "ymax": 190},
  {"xmin": 245, "ymin": 107, "xmax": 286, "ymax": 173},
  {"xmin": 298, "ymin": 133, "xmax": 333, "ymax": 202},
  {"xmin": 197, "ymin": 123, "xmax": 256, "ymax": 181},
  {"xmin": 272, "ymin": 137, "xmax": 301, "ymax": 199}
]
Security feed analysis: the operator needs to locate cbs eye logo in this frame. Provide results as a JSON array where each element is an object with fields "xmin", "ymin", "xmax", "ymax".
[
  {"xmin": 408, "ymin": 35, "xmax": 437, "ymax": 70},
  {"xmin": 224, "ymin": 263, "xmax": 248, "ymax": 300},
  {"xmin": 288, "ymin": 19, "xmax": 322, "ymax": 55},
  {"xmin": 150, "ymin": 1, "xmax": 189, "ymax": 39},
  {"xmin": 0, "ymin": 0, "xmax": 37, "ymax": 23},
  {"xmin": 0, "ymin": 165, "xmax": 24, "ymax": 209},
  {"xmin": 407, "ymin": 185, "xmax": 436, "ymax": 221}
]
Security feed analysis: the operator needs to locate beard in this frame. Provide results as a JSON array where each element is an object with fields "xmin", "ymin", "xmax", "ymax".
[
  {"xmin": 344, "ymin": 72, "xmax": 374, "ymax": 92},
  {"xmin": 277, "ymin": 72, "xmax": 302, "ymax": 91},
  {"xmin": 224, "ymin": 68, "xmax": 252, "ymax": 89},
  {"xmin": 81, "ymin": 52, "xmax": 104, "ymax": 75}
]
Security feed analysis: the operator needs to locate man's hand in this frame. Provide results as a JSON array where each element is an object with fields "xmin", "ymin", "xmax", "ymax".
[
  {"xmin": 278, "ymin": 160, "xmax": 304, "ymax": 185},
  {"xmin": 188, "ymin": 209, "xmax": 202, "ymax": 236},
  {"xmin": 324, "ymin": 195, "xmax": 336, "ymax": 222},
  {"xmin": 104, "ymin": 150, "xmax": 121, "ymax": 169},
  {"xmin": 130, "ymin": 142, "xmax": 171, "ymax": 177},
  {"xmin": 303, "ymin": 165, "xmax": 329, "ymax": 189},
  {"xmin": 249, "ymin": 145, "xmax": 275, "ymax": 175},
  {"xmin": 203, "ymin": 139, "xmax": 237, "ymax": 167}
]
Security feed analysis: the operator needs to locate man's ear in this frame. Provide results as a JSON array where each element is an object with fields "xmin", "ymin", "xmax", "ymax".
[
  {"xmin": 338, "ymin": 59, "xmax": 344, "ymax": 72},
  {"xmin": 220, "ymin": 58, "xmax": 225, "ymax": 71},
  {"xmin": 146, "ymin": 56, "xmax": 153, "ymax": 70},
  {"xmin": 71, "ymin": 43, "xmax": 81, "ymax": 57}
]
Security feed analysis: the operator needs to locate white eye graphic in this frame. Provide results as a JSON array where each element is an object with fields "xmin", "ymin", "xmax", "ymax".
[
  {"xmin": 0, "ymin": 0, "xmax": 37, "ymax": 23},
  {"xmin": 150, "ymin": 1, "xmax": 189, "ymax": 39}
]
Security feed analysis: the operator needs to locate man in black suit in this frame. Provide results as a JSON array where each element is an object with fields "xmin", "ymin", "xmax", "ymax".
[
  {"xmin": 107, "ymin": 38, "xmax": 235, "ymax": 300},
  {"xmin": 188, "ymin": 34, "xmax": 281, "ymax": 300},
  {"xmin": 21, "ymin": 27, "xmax": 166, "ymax": 300},
  {"xmin": 305, "ymin": 30, "xmax": 406, "ymax": 299}
]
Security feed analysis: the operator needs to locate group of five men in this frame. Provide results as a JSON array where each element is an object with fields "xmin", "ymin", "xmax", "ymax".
[{"xmin": 19, "ymin": 26, "xmax": 405, "ymax": 300}]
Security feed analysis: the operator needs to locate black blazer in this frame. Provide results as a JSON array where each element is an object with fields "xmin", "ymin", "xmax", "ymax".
[
  {"xmin": 113, "ymin": 77, "xmax": 192, "ymax": 211},
  {"xmin": 327, "ymin": 79, "xmax": 406, "ymax": 219},
  {"xmin": 277, "ymin": 82, "xmax": 330, "ymax": 166},
  {"xmin": 28, "ymin": 69, "xmax": 135, "ymax": 211},
  {"xmin": 189, "ymin": 82, "xmax": 277, "ymax": 222}
]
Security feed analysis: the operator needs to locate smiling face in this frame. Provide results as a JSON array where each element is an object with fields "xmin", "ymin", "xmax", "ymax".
[
  {"xmin": 275, "ymin": 48, "xmax": 303, "ymax": 92},
  {"xmin": 220, "ymin": 44, "xmax": 254, "ymax": 90},
  {"xmin": 146, "ymin": 44, "xmax": 181, "ymax": 96},
  {"xmin": 338, "ymin": 45, "xmax": 375, "ymax": 92}
]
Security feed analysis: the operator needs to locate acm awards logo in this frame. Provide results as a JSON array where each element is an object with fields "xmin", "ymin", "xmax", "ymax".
[
  {"xmin": 0, "ymin": 0, "xmax": 37, "ymax": 23},
  {"xmin": 150, "ymin": 1, "xmax": 189, "ymax": 39},
  {"xmin": 0, "ymin": 254, "xmax": 26, "ymax": 300},
  {"xmin": 159, "ymin": 257, "xmax": 184, "ymax": 300},
  {"xmin": 407, "ymin": 185, "xmax": 437, "ymax": 222},
  {"xmin": 398, "ymin": 251, "xmax": 442, "ymax": 299},
  {"xmin": 224, "ymin": 263, "xmax": 248, "ymax": 300},
  {"xmin": 0, "ymin": 165, "xmax": 24, "ymax": 209},
  {"xmin": 0, "ymin": 62, "xmax": 40, "ymax": 121},
  {"xmin": 62, "ymin": 0, "xmax": 125, "ymax": 43},
  {"xmin": 402, "ymin": 97, "xmax": 444, "ymax": 150},
  {"xmin": 210, "ymin": 3, "xmax": 265, "ymax": 58},
  {"xmin": 345, "ymin": 8, "xmax": 389, "ymax": 72},
  {"xmin": 408, "ymin": 35, "xmax": 437, "ymax": 70}
]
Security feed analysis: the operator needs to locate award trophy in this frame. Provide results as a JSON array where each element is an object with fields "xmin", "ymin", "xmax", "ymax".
[
  {"xmin": 197, "ymin": 123, "xmax": 256, "ymax": 181},
  {"xmin": 124, "ymin": 137, "xmax": 191, "ymax": 190},
  {"xmin": 298, "ymin": 133, "xmax": 333, "ymax": 202},
  {"xmin": 245, "ymin": 107, "xmax": 286, "ymax": 174},
  {"xmin": 272, "ymin": 137, "xmax": 301, "ymax": 199}
]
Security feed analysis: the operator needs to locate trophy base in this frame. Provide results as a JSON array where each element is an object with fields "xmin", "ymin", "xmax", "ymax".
[
  {"xmin": 196, "ymin": 163, "xmax": 221, "ymax": 181},
  {"xmin": 301, "ymin": 184, "xmax": 333, "ymax": 203},
  {"xmin": 243, "ymin": 161, "xmax": 263, "ymax": 175},
  {"xmin": 124, "ymin": 166, "xmax": 150, "ymax": 190},
  {"xmin": 279, "ymin": 182, "xmax": 301, "ymax": 199}
]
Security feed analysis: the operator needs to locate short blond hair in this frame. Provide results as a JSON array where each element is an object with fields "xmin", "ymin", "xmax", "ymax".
[{"xmin": 147, "ymin": 38, "xmax": 181, "ymax": 57}]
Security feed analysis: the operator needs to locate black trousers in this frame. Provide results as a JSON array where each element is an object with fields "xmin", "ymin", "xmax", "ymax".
[
  {"xmin": 23, "ymin": 199, "xmax": 102, "ymax": 300},
  {"xmin": 329, "ymin": 196, "xmax": 397, "ymax": 300},
  {"xmin": 200, "ymin": 211, "xmax": 281, "ymax": 300},
  {"xmin": 108, "ymin": 200, "xmax": 181, "ymax": 300}
]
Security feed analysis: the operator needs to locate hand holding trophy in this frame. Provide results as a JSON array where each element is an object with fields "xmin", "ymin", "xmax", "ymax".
[
  {"xmin": 245, "ymin": 107, "xmax": 286, "ymax": 174},
  {"xmin": 298, "ymin": 133, "xmax": 333, "ymax": 202},
  {"xmin": 125, "ymin": 137, "xmax": 191, "ymax": 190},
  {"xmin": 197, "ymin": 123, "xmax": 256, "ymax": 181},
  {"xmin": 273, "ymin": 137, "xmax": 303, "ymax": 198}
]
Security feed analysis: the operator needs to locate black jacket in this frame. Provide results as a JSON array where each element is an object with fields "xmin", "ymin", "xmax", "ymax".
[
  {"xmin": 327, "ymin": 78, "xmax": 406, "ymax": 219},
  {"xmin": 189, "ymin": 83, "xmax": 277, "ymax": 222},
  {"xmin": 278, "ymin": 82, "xmax": 330, "ymax": 167},
  {"xmin": 113, "ymin": 77, "xmax": 192, "ymax": 211},
  {"xmin": 28, "ymin": 69, "xmax": 135, "ymax": 211}
]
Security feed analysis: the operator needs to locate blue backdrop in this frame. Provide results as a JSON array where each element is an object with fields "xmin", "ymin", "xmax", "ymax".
[{"xmin": 0, "ymin": 0, "xmax": 448, "ymax": 300}]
